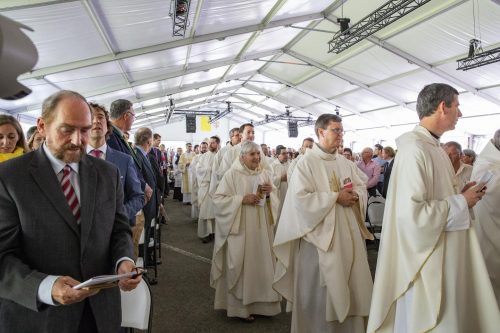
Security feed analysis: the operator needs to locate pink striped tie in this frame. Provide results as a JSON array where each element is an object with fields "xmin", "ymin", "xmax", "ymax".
[{"xmin": 61, "ymin": 165, "xmax": 81, "ymax": 224}]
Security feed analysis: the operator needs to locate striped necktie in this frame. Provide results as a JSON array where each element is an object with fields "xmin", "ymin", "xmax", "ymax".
[{"xmin": 61, "ymin": 165, "xmax": 81, "ymax": 224}]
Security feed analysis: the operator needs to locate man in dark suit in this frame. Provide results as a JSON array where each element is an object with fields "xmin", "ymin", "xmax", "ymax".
[
  {"xmin": 381, "ymin": 146, "xmax": 396, "ymax": 198},
  {"xmin": 107, "ymin": 99, "xmax": 152, "ymax": 203},
  {"xmin": 0, "ymin": 90, "xmax": 141, "ymax": 333},
  {"xmin": 87, "ymin": 102, "xmax": 144, "ymax": 227},
  {"xmin": 149, "ymin": 133, "xmax": 162, "ymax": 166},
  {"xmin": 134, "ymin": 128, "xmax": 159, "ymax": 229}
]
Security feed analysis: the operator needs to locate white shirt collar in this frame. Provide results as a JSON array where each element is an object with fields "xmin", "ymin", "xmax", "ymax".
[
  {"xmin": 86, "ymin": 143, "xmax": 107, "ymax": 155},
  {"xmin": 42, "ymin": 143, "xmax": 79, "ymax": 175}
]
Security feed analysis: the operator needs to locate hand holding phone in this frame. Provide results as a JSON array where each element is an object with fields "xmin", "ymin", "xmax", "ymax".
[{"xmin": 477, "ymin": 170, "xmax": 494, "ymax": 191}]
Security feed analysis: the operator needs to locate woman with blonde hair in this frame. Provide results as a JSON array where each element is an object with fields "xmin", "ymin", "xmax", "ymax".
[{"xmin": 0, "ymin": 115, "xmax": 28, "ymax": 163}]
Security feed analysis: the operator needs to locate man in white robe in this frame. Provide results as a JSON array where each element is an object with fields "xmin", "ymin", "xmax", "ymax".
[
  {"xmin": 271, "ymin": 145, "xmax": 290, "ymax": 223},
  {"xmin": 273, "ymin": 114, "xmax": 374, "ymax": 333},
  {"xmin": 287, "ymin": 137, "xmax": 314, "ymax": 180},
  {"xmin": 189, "ymin": 143, "xmax": 206, "ymax": 219},
  {"xmin": 261, "ymin": 143, "xmax": 274, "ymax": 169},
  {"xmin": 209, "ymin": 127, "xmax": 240, "ymax": 195},
  {"xmin": 367, "ymin": 83, "xmax": 499, "ymax": 333},
  {"xmin": 219, "ymin": 123, "xmax": 271, "ymax": 177},
  {"xmin": 197, "ymin": 136, "xmax": 219, "ymax": 242},
  {"xmin": 444, "ymin": 141, "xmax": 473, "ymax": 190},
  {"xmin": 211, "ymin": 141, "xmax": 281, "ymax": 321},
  {"xmin": 179, "ymin": 143, "xmax": 195, "ymax": 204},
  {"xmin": 472, "ymin": 129, "xmax": 500, "ymax": 306}
]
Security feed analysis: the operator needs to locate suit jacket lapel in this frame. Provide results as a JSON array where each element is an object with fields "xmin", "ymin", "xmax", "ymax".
[
  {"xmin": 30, "ymin": 149, "xmax": 80, "ymax": 238},
  {"xmin": 112, "ymin": 126, "xmax": 142, "ymax": 170},
  {"xmin": 79, "ymin": 155, "xmax": 97, "ymax": 250}
]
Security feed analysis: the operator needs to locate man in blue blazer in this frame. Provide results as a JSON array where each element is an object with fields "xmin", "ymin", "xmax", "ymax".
[{"xmin": 88, "ymin": 103, "xmax": 144, "ymax": 226}]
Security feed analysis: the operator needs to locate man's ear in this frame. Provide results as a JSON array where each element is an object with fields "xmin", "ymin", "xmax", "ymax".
[{"xmin": 37, "ymin": 118, "xmax": 45, "ymax": 136}]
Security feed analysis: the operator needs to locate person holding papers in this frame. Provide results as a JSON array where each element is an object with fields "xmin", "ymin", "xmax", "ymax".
[
  {"xmin": 0, "ymin": 91, "xmax": 140, "ymax": 333},
  {"xmin": 211, "ymin": 141, "xmax": 281, "ymax": 322}
]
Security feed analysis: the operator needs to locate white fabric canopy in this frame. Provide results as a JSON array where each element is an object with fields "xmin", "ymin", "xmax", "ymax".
[{"xmin": 1, "ymin": 0, "xmax": 499, "ymax": 150}]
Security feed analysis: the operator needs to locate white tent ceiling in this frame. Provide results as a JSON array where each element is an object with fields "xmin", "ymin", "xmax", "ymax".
[{"xmin": 1, "ymin": 0, "xmax": 500, "ymax": 148}]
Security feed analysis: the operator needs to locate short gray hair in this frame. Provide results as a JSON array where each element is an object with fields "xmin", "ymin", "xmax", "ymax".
[
  {"xmin": 110, "ymin": 99, "xmax": 133, "ymax": 120},
  {"xmin": 314, "ymin": 114, "xmax": 342, "ymax": 138},
  {"xmin": 134, "ymin": 127, "xmax": 152, "ymax": 146},
  {"xmin": 416, "ymin": 83, "xmax": 459, "ymax": 120},
  {"xmin": 444, "ymin": 141, "xmax": 462, "ymax": 154},
  {"xmin": 240, "ymin": 141, "xmax": 260, "ymax": 157}
]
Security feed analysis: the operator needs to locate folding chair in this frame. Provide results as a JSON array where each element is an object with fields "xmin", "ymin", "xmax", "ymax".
[
  {"xmin": 366, "ymin": 196, "xmax": 385, "ymax": 243},
  {"xmin": 121, "ymin": 278, "xmax": 153, "ymax": 333}
]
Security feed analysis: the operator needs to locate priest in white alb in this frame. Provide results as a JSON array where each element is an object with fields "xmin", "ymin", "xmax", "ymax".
[
  {"xmin": 196, "ymin": 136, "xmax": 219, "ymax": 243},
  {"xmin": 271, "ymin": 145, "xmax": 290, "ymax": 223},
  {"xmin": 178, "ymin": 142, "xmax": 195, "ymax": 204},
  {"xmin": 367, "ymin": 83, "xmax": 500, "ymax": 333},
  {"xmin": 472, "ymin": 129, "xmax": 500, "ymax": 306},
  {"xmin": 287, "ymin": 137, "xmax": 314, "ymax": 180},
  {"xmin": 209, "ymin": 127, "xmax": 240, "ymax": 195},
  {"xmin": 273, "ymin": 114, "xmax": 374, "ymax": 333},
  {"xmin": 211, "ymin": 141, "xmax": 281, "ymax": 322}
]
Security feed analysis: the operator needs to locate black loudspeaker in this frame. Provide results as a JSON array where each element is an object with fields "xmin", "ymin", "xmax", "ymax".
[
  {"xmin": 186, "ymin": 115, "xmax": 196, "ymax": 133},
  {"xmin": 288, "ymin": 120, "xmax": 298, "ymax": 138}
]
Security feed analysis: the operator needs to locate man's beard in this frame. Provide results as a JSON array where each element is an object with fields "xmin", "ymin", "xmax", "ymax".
[{"xmin": 54, "ymin": 143, "xmax": 85, "ymax": 163}]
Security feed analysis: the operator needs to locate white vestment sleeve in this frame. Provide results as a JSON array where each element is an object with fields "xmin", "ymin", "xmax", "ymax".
[{"xmin": 445, "ymin": 194, "xmax": 470, "ymax": 231}]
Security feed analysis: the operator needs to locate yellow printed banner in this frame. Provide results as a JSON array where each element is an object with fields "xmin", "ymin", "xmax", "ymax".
[{"xmin": 200, "ymin": 116, "xmax": 212, "ymax": 132}]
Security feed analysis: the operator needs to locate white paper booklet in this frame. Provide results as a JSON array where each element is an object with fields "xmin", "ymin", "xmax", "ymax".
[{"xmin": 73, "ymin": 271, "xmax": 138, "ymax": 290}]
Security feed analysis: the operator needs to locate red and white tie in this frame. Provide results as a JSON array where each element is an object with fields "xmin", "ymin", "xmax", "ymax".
[{"xmin": 61, "ymin": 165, "xmax": 81, "ymax": 224}]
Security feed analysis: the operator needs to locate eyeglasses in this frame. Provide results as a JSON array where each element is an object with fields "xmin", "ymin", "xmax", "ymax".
[
  {"xmin": 126, "ymin": 111, "xmax": 136, "ymax": 119},
  {"xmin": 328, "ymin": 128, "xmax": 344, "ymax": 134}
]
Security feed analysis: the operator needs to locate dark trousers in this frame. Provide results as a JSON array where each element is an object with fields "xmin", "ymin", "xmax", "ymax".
[
  {"xmin": 77, "ymin": 300, "xmax": 98, "ymax": 333},
  {"xmin": 376, "ymin": 181, "xmax": 384, "ymax": 195},
  {"xmin": 173, "ymin": 187, "xmax": 183, "ymax": 201}
]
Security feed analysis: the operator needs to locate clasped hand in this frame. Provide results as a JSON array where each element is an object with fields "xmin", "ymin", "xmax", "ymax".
[{"xmin": 337, "ymin": 188, "xmax": 359, "ymax": 207}]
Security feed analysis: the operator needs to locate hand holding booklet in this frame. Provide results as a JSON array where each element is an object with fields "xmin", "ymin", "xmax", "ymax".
[{"xmin": 73, "ymin": 269, "xmax": 144, "ymax": 290}]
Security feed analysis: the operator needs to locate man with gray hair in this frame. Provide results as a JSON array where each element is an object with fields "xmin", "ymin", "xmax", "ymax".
[
  {"xmin": 472, "ymin": 129, "xmax": 500, "ymax": 306},
  {"xmin": 274, "ymin": 114, "xmax": 373, "ymax": 332},
  {"xmin": 462, "ymin": 148, "xmax": 477, "ymax": 166},
  {"xmin": 444, "ymin": 141, "xmax": 472, "ymax": 190},
  {"xmin": 211, "ymin": 140, "xmax": 280, "ymax": 321},
  {"xmin": 368, "ymin": 83, "xmax": 498, "ymax": 332}
]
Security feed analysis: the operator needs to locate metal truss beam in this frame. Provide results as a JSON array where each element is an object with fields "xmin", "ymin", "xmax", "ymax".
[
  {"xmin": 260, "ymin": 72, "xmax": 390, "ymax": 128},
  {"xmin": 19, "ymin": 13, "xmax": 321, "ymax": 80},
  {"xmin": 137, "ymin": 85, "xmax": 242, "ymax": 113},
  {"xmin": 133, "ymin": 94, "xmax": 232, "ymax": 125},
  {"xmin": 286, "ymin": 50, "xmax": 406, "ymax": 108},
  {"xmin": 457, "ymin": 46, "xmax": 500, "ymax": 71},
  {"xmin": 327, "ymin": 0, "xmax": 432, "ymax": 54}
]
